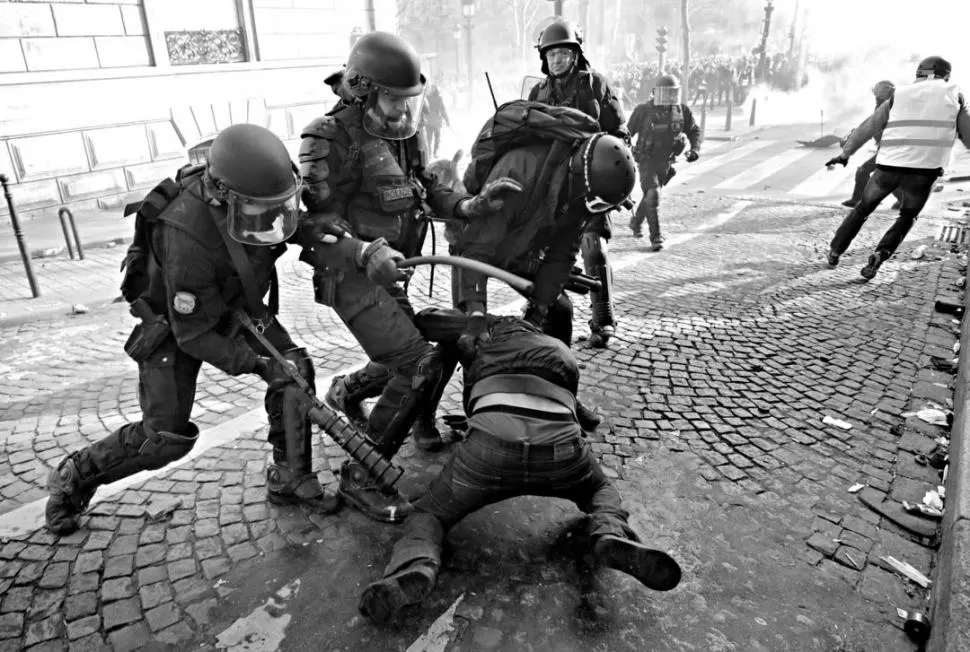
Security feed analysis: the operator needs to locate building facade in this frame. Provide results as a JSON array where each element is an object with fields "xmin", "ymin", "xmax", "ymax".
[{"xmin": 0, "ymin": 0, "xmax": 394, "ymax": 226}]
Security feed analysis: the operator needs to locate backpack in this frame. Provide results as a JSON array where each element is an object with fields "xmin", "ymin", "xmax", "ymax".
[{"xmin": 462, "ymin": 100, "xmax": 601, "ymax": 195}]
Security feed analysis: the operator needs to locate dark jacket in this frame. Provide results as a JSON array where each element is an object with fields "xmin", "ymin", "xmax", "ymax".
[
  {"xmin": 628, "ymin": 101, "xmax": 703, "ymax": 163},
  {"xmin": 528, "ymin": 63, "xmax": 629, "ymax": 140}
]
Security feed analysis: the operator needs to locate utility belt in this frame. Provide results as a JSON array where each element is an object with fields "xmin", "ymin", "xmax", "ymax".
[
  {"xmin": 468, "ymin": 374, "xmax": 577, "ymax": 419},
  {"xmin": 123, "ymin": 298, "xmax": 172, "ymax": 363}
]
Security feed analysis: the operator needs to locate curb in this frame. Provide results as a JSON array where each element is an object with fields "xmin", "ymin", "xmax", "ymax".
[
  {"xmin": 0, "ymin": 293, "xmax": 122, "ymax": 328},
  {"xmin": 0, "ymin": 236, "xmax": 130, "ymax": 265},
  {"xmin": 929, "ymin": 257, "xmax": 970, "ymax": 652}
]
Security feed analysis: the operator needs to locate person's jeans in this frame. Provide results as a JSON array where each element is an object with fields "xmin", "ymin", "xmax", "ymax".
[{"xmin": 830, "ymin": 167, "xmax": 938, "ymax": 260}]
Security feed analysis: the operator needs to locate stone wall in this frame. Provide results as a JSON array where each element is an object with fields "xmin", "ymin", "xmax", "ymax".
[{"xmin": 0, "ymin": 0, "xmax": 396, "ymax": 225}]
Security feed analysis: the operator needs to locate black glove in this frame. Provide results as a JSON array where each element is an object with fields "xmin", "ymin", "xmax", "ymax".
[
  {"xmin": 457, "ymin": 309, "xmax": 490, "ymax": 361},
  {"xmin": 358, "ymin": 238, "xmax": 409, "ymax": 286},
  {"xmin": 253, "ymin": 357, "xmax": 298, "ymax": 392},
  {"xmin": 685, "ymin": 150, "xmax": 700, "ymax": 162},
  {"xmin": 460, "ymin": 177, "xmax": 524, "ymax": 220},
  {"xmin": 305, "ymin": 211, "xmax": 353, "ymax": 241},
  {"xmin": 825, "ymin": 155, "xmax": 849, "ymax": 168}
]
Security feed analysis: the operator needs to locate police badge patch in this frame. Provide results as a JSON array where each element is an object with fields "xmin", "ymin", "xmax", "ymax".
[{"xmin": 172, "ymin": 292, "xmax": 198, "ymax": 315}]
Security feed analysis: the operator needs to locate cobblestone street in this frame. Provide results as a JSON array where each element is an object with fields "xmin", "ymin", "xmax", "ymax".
[{"xmin": 0, "ymin": 191, "xmax": 966, "ymax": 651}]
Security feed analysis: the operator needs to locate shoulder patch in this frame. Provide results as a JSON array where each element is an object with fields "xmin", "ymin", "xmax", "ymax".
[{"xmin": 172, "ymin": 291, "xmax": 198, "ymax": 315}]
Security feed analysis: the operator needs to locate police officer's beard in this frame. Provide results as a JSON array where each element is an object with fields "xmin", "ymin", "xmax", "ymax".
[{"xmin": 364, "ymin": 106, "xmax": 413, "ymax": 140}]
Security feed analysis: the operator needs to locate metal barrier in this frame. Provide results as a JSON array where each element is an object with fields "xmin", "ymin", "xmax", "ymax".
[
  {"xmin": 57, "ymin": 207, "xmax": 85, "ymax": 260},
  {"xmin": 0, "ymin": 174, "xmax": 41, "ymax": 298}
]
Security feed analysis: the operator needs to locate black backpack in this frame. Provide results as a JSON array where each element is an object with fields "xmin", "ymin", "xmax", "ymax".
[{"xmin": 462, "ymin": 100, "xmax": 600, "ymax": 194}]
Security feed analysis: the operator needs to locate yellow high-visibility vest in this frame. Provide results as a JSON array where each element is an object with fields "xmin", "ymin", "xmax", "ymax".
[{"xmin": 877, "ymin": 79, "xmax": 961, "ymax": 170}]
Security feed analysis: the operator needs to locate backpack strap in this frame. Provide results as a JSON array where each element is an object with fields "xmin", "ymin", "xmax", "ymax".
[{"xmin": 208, "ymin": 205, "xmax": 279, "ymax": 320}]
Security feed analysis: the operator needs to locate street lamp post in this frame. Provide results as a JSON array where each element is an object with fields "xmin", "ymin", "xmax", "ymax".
[
  {"xmin": 756, "ymin": 0, "xmax": 774, "ymax": 84},
  {"xmin": 461, "ymin": 0, "xmax": 476, "ymax": 108}
]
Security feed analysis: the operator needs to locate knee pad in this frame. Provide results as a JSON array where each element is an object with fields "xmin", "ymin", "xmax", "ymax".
[
  {"xmin": 282, "ymin": 347, "xmax": 315, "ymax": 390},
  {"xmin": 139, "ymin": 423, "xmax": 199, "ymax": 470}
]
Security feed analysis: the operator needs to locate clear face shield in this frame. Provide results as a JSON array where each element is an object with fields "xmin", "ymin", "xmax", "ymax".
[
  {"xmin": 545, "ymin": 47, "xmax": 577, "ymax": 77},
  {"xmin": 225, "ymin": 175, "xmax": 303, "ymax": 246},
  {"xmin": 654, "ymin": 85, "xmax": 681, "ymax": 106},
  {"xmin": 363, "ymin": 86, "xmax": 425, "ymax": 140}
]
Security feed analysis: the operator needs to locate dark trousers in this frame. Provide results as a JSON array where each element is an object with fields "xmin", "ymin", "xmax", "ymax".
[
  {"xmin": 830, "ymin": 167, "xmax": 938, "ymax": 260},
  {"xmin": 850, "ymin": 155, "xmax": 902, "ymax": 204},
  {"xmin": 633, "ymin": 157, "xmax": 672, "ymax": 243},
  {"xmin": 72, "ymin": 321, "xmax": 298, "ymax": 487},
  {"xmin": 379, "ymin": 421, "xmax": 635, "ymax": 580}
]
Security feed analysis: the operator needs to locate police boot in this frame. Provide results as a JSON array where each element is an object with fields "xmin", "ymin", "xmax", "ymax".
[
  {"xmin": 45, "ymin": 456, "xmax": 96, "ymax": 536},
  {"xmin": 576, "ymin": 399, "xmax": 602, "ymax": 432},
  {"xmin": 325, "ymin": 368, "xmax": 387, "ymax": 431},
  {"xmin": 338, "ymin": 461, "xmax": 413, "ymax": 524},
  {"xmin": 266, "ymin": 459, "xmax": 340, "ymax": 514},
  {"xmin": 588, "ymin": 324, "xmax": 615, "ymax": 349},
  {"xmin": 593, "ymin": 535, "xmax": 682, "ymax": 592},
  {"xmin": 358, "ymin": 562, "xmax": 438, "ymax": 624},
  {"xmin": 411, "ymin": 417, "xmax": 445, "ymax": 453}
]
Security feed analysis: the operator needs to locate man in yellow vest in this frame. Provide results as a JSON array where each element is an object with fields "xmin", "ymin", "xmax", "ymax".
[{"xmin": 825, "ymin": 56, "xmax": 970, "ymax": 280}]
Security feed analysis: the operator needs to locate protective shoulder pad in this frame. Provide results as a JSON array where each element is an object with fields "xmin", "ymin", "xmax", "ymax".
[
  {"xmin": 301, "ymin": 115, "xmax": 341, "ymax": 140},
  {"xmin": 154, "ymin": 186, "xmax": 223, "ymax": 250}
]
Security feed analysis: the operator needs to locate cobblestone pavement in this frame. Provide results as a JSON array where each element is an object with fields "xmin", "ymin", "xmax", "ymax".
[{"xmin": 0, "ymin": 191, "xmax": 966, "ymax": 651}]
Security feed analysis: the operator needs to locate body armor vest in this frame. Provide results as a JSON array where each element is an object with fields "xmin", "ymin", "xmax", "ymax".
[
  {"xmin": 636, "ymin": 103, "xmax": 684, "ymax": 157},
  {"xmin": 332, "ymin": 106, "xmax": 424, "ymax": 248}
]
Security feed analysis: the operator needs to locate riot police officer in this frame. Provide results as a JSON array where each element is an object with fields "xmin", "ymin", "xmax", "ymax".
[
  {"xmin": 44, "ymin": 124, "xmax": 381, "ymax": 535},
  {"xmin": 628, "ymin": 74, "xmax": 703, "ymax": 251},
  {"xmin": 299, "ymin": 31, "xmax": 519, "ymax": 523},
  {"xmin": 527, "ymin": 19, "xmax": 629, "ymax": 349}
]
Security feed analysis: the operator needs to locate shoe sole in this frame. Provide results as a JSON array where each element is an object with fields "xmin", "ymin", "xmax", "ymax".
[
  {"xmin": 338, "ymin": 489, "xmax": 410, "ymax": 524},
  {"xmin": 359, "ymin": 568, "xmax": 435, "ymax": 624},
  {"xmin": 595, "ymin": 536, "xmax": 682, "ymax": 591}
]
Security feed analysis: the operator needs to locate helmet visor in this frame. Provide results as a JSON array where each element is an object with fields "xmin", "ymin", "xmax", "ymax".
[
  {"xmin": 226, "ymin": 179, "xmax": 303, "ymax": 246},
  {"xmin": 363, "ymin": 87, "xmax": 425, "ymax": 140},
  {"xmin": 655, "ymin": 86, "xmax": 681, "ymax": 105}
]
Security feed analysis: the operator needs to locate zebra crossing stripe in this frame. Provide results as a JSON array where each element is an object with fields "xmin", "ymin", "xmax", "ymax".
[
  {"xmin": 713, "ymin": 147, "xmax": 818, "ymax": 190},
  {"xmin": 668, "ymin": 140, "xmax": 777, "ymax": 189}
]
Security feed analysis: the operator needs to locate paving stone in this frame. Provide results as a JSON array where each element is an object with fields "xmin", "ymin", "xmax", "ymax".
[
  {"xmin": 805, "ymin": 532, "xmax": 838, "ymax": 557},
  {"xmin": 106, "ymin": 621, "xmax": 151, "ymax": 652},
  {"xmin": 101, "ymin": 577, "xmax": 136, "ymax": 603},
  {"xmin": 195, "ymin": 538, "xmax": 222, "ymax": 560},
  {"xmin": 64, "ymin": 592, "xmax": 98, "ymax": 621},
  {"xmin": 226, "ymin": 542, "xmax": 258, "ymax": 563},
  {"xmin": 134, "ymin": 543, "xmax": 166, "ymax": 569},
  {"xmin": 102, "ymin": 597, "xmax": 141, "ymax": 631},
  {"xmin": 166, "ymin": 542, "xmax": 192, "ymax": 563},
  {"xmin": 81, "ymin": 531, "xmax": 112, "ymax": 552},
  {"xmin": 17, "ymin": 545, "xmax": 53, "ymax": 562},
  {"xmin": 138, "ymin": 582, "xmax": 173, "ymax": 610},
  {"xmin": 221, "ymin": 523, "xmax": 249, "ymax": 546},
  {"xmin": 1, "ymin": 586, "xmax": 31, "ymax": 613},
  {"xmin": 0, "ymin": 613, "xmax": 24, "ymax": 640},
  {"xmin": 185, "ymin": 598, "xmax": 217, "ymax": 627},
  {"xmin": 37, "ymin": 562, "xmax": 70, "ymax": 589},
  {"xmin": 154, "ymin": 621, "xmax": 194, "ymax": 646},
  {"xmin": 23, "ymin": 615, "xmax": 62, "ymax": 647},
  {"xmin": 137, "ymin": 566, "xmax": 167, "ymax": 586},
  {"xmin": 106, "ymin": 535, "xmax": 138, "ymax": 558},
  {"xmin": 201, "ymin": 557, "xmax": 231, "ymax": 580},
  {"xmin": 172, "ymin": 577, "xmax": 211, "ymax": 605},
  {"xmin": 28, "ymin": 589, "xmax": 65, "ymax": 619},
  {"xmin": 167, "ymin": 558, "xmax": 196, "ymax": 582},
  {"xmin": 66, "ymin": 634, "xmax": 111, "ymax": 652},
  {"xmin": 103, "ymin": 554, "xmax": 134, "ymax": 579},
  {"xmin": 144, "ymin": 602, "xmax": 181, "ymax": 633},
  {"xmin": 139, "ymin": 525, "xmax": 166, "ymax": 546},
  {"xmin": 66, "ymin": 615, "xmax": 100, "ymax": 641},
  {"xmin": 194, "ymin": 519, "xmax": 220, "ymax": 539}
]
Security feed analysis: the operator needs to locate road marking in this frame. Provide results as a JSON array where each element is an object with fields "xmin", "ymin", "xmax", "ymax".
[
  {"xmin": 0, "ymin": 201, "xmax": 753, "ymax": 540},
  {"xmin": 407, "ymin": 593, "xmax": 465, "ymax": 652},
  {"xmin": 215, "ymin": 579, "xmax": 301, "ymax": 651},
  {"xmin": 789, "ymin": 160, "xmax": 855, "ymax": 198},
  {"xmin": 713, "ymin": 147, "xmax": 817, "ymax": 190},
  {"xmin": 668, "ymin": 140, "xmax": 777, "ymax": 189}
]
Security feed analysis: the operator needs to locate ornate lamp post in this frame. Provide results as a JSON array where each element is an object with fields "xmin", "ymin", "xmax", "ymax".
[{"xmin": 460, "ymin": 0, "xmax": 476, "ymax": 107}]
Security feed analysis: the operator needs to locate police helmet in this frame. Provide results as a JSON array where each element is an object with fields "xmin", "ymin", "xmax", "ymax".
[
  {"xmin": 344, "ymin": 31, "xmax": 426, "ymax": 139},
  {"xmin": 207, "ymin": 124, "xmax": 302, "ymax": 246},
  {"xmin": 654, "ymin": 74, "xmax": 681, "ymax": 106},
  {"xmin": 571, "ymin": 134, "xmax": 636, "ymax": 214},
  {"xmin": 916, "ymin": 56, "xmax": 952, "ymax": 81},
  {"xmin": 537, "ymin": 20, "xmax": 585, "ymax": 76}
]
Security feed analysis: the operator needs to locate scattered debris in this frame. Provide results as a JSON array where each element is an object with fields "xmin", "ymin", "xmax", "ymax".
[
  {"xmin": 896, "ymin": 607, "xmax": 908, "ymax": 619},
  {"xmin": 904, "ymin": 611, "xmax": 932, "ymax": 643},
  {"xmin": 902, "ymin": 502, "xmax": 944, "ymax": 520},
  {"xmin": 934, "ymin": 296, "xmax": 964, "ymax": 314},
  {"xmin": 858, "ymin": 487, "xmax": 938, "ymax": 538},
  {"xmin": 71, "ymin": 304, "xmax": 89, "ymax": 315},
  {"xmin": 822, "ymin": 415, "xmax": 852, "ymax": 430},
  {"xmin": 923, "ymin": 490, "xmax": 944, "ymax": 511},
  {"xmin": 848, "ymin": 483, "xmax": 865, "ymax": 493},
  {"xmin": 955, "ymin": 342, "xmax": 961, "ymax": 355},
  {"xmin": 145, "ymin": 497, "xmax": 182, "ymax": 521},
  {"xmin": 914, "ymin": 408, "xmax": 950, "ymax": 426},
  {"xmin": 881, "ymin": 556, "xmax": 933, "ymax": 588},
  {"xmin": 930, "ymin": 356, "xmax": 959, "ymax": 373},
  {"xmin": 912, "ymin": 245, "xmax": 928, "ymax": 260}
]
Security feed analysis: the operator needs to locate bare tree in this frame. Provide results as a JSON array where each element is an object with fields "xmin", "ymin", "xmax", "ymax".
[{"xmin": 681, "ymin": 0, "xmax": 691, "ymax": 100}]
